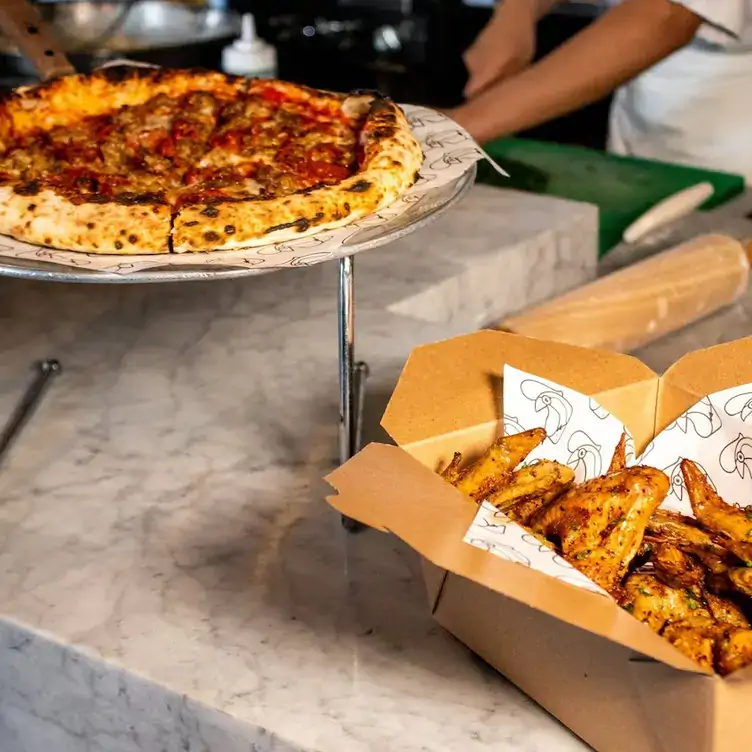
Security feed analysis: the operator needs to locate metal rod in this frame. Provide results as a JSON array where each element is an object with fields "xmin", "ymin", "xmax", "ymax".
[
  {"xmin": 354, "ymin": 360, "xmax": 369, "ymax": 454},
  {"xmin": 0, "ymin": 358, "xmax": 61, "ymax": 466},
  {"xmin": 338, "ymin": 256, "xmax": 369, "ymax": 533},
  {"xmin": 338, "ymin": 255, "xmax": 355, "ymax": 466}
]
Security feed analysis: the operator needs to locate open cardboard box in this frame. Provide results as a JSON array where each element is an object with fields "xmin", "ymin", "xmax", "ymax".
[{"xmin": 326, "ymin": 331, "xmax": 752, "ymax": 752}]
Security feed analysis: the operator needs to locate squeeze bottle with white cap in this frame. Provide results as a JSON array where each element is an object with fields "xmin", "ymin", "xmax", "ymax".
[{"xmin": 221, "ymin": 14, "xmax": 278, "ymax": 79}]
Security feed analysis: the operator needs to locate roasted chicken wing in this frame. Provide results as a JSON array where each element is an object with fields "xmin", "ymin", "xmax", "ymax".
[
  {"xmin": 646, "ymin": 508, "xmax": 733, "ymax": 574},
  {"xmin": 439, "ymin": 452, "xmax": 462, "ymax": 485},
  {"xmin": 728, "ymin": 567, "xmax": 752, "ymax": 598},
  {"xmin": 717, "ymin": 627, "xmax": 752, "ymax": 676},
  {"xmin": 621, "ymin": 573, "xmax": 710, "ymax": 631},
  {"xmin": 447, "ymin": 428, "xmax": 546, "ymax": 502},
  {"xmin": 663, "ymin": 618, "xmax": 724, "ymax": 672},
  {"xmin": 682, "ymin": 459, "xmax": 752, "ymax": 563},
  {"xmin": 487, "ymin": 460, "xmax": 574, "ymax": 525},
  {"xmin": 607, "ymin": 432, "xmax": 628, "ymax": 474},
  {"xmin": 650, "ymin": 542, "xmax": 705, "ymax": 590},
  {"xmin": 530, "ymin": 466, "xmax": 669, "ymax": 592},
  {"xmin": 705, "ymin": 592, "xmax": 749, "ymax": 628}
]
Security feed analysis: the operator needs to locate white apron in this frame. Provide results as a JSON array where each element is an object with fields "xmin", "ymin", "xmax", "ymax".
[{"xmin": 605, "ymin": 1, "xmax": 752, "ymax": 181}]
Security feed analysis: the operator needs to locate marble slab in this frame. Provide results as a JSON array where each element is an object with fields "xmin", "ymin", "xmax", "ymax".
[{"xmin": 0, "ymin": 186, "xmax": 598, "ymax": 752}]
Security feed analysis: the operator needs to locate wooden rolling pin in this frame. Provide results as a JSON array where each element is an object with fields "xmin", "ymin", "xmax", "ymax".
[{"xmin": 498, "ymin": 234, "xmax": 752, "ymax": 352}]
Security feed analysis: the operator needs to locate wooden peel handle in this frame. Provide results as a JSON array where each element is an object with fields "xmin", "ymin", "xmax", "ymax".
[
  {"xmin": 499, "ymin": 234, "xmax": 751, "ymax": 352},
  {"xmin": 0, "ymin": 0, "xmax": 75, "ymax": 81}
]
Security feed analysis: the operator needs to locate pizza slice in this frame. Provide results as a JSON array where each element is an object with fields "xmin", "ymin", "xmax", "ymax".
[{"xmin": 172, "ymin": 87, "xmax": 423, "ymax": 252}]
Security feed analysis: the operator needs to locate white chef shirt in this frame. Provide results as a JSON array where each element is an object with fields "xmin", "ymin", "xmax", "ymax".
[{"xmin": 605, "ymin": 1, "xmax": 752, "ymax": 181}]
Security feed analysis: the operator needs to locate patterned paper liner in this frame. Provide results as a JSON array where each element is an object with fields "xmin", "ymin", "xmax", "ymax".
[
  {"xmin": 464, "ymin": 364, "xmax": 752, "ymax": 598},
  {"xmin": 0, "ymin": 89, "xmax": 483, "ymax": 275}
]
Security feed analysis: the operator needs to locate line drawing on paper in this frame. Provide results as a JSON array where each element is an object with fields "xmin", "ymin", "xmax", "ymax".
[
  {"xmin": 719, "ymin": 433, "xmax": 752, "ymax": 478},
  {"xmin": 519, "ymin": 379, "xmax": 573, "ymax": 444},
  {"xmin": 503, "ymin": 414, "xmax": 526, "ymax": 436},
  {"xmin": 663, "ymin": 396, "xmax": 722, "ymax": 438},
  {"xmin": 589, "ymin": 397, "xmax": 610, "ymax": 420},
  {"xmin": 521, "ymin": 533, "xmax": 553, "ymax": 553},
  {"xmin": 724, "ymin": 392, "xmax": 752, "ymax": 422},
  {"xmin": 466, "ymin": 537, "xmax": 494, "ymax": 553},
  {"xmin": 423, "ymin": 129, "xmax": 469, "ymax": 150},
  {"xmin": 406, "ymin": 111, "xmax": 447, "ymax": 129},
  {"xmin": 428, "ymin": 148, "xmax": 483, "ymax": 172},
  {"xmin": 566, "ymin": 430, "xmax": 602, "ymax": 480},
  {"xmin": 477, "ymin": 516, "xmax": 505, "ymax": 531},
  {"xmin": 485, "ymin": 543, "xmax": 531, "ymax": 567}
]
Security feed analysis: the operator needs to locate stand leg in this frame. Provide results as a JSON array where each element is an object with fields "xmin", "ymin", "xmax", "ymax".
[{"xmin": 338, "ymin": 255, "xmax": 369, "ymax": 532}]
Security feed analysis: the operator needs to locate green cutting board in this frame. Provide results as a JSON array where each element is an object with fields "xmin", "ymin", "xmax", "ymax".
[{"xmin": 477, "ymin": 138, "xmax": 746, "ymax": 256}]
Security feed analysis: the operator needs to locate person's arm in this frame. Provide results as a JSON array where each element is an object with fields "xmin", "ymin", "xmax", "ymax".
[
  {"xmin": 463, "ymin": 0, "xmax": 563, "ymax": 98},
  {"xmin": 452, "ymin": 0, "xmax": 703, "ymax": 144}
]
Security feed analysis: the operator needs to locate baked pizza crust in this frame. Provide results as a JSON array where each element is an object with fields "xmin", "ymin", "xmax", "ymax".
[
  {"xmin": 0, "ymin": 186, "xmax": 170, "ymax": 254},
  {"xmin": 172, "ymin": 95, "xmax": 422, "ymax": 252},
  {"xmin": 0, "ymin": 70, "xmax": 424, "ymax": 256}
]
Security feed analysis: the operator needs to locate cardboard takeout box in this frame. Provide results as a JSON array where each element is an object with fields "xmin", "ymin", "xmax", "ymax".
[{"xmin": 326, "ymin": 330, "xmax": 752, "ymax": 752}]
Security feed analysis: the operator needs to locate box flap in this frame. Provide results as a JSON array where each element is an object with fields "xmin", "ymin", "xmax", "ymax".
[
  {"xmin": 326, "ymin": 443, "xmax": 703, "ymax": 673},
  {"xmin": 659, "ymin": 336, "xmax": 752, "ymax": 434},
  {"xmin": 382, "ymin": 330, "xmax": 659, "ymax": 456}
]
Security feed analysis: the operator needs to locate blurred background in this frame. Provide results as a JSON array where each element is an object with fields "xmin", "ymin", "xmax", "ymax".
[{"xmin": 0, "ymin": 0, "xmax": 611, "ymax": 149}]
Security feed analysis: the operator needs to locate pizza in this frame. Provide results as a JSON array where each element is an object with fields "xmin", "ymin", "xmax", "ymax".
[{"xmin": 0, "ymin": 67, "xmax": 423, "ymax": 255}]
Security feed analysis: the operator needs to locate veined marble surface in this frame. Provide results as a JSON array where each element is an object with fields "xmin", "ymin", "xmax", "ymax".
[{"xmin": 0, "ymin": 186, "xmax": 598, "ymax": 752}]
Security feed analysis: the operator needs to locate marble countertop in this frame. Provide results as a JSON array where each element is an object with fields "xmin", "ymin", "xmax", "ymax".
[
  {"xmin": 0, "ymin": 185, "xmax": 599, "ymax": 752},
  {"xmin": 2, "ymin": 179, "xmax": 751, "ymax": 752}
]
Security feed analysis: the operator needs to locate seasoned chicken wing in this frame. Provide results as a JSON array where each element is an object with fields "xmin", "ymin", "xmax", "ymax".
[
  {"xmin": 682, "ymin": 459, "xmax": 752, "ymax": 563},
  {"xmin": 621, "ymin": 573, "xmax": 710, "ymax": 631},
  {"xmin": 650, "ymin": 542, "xmax": 705, "ymax": 590},
  {"xmin": 439, "ymin": 452, "xmax": 462, "ymax": 485},
  {"xmin": 705, "ymin": 592, "xmax": 749, "ymax": 628},
  {"xmin": 530, "ymin": 466, "xmax": 669, "ymax": 592},
  {"xmin": 663, "ymin": 618, "xmax": 724, "ymax": 672},
  {"xmin": 450, "ymin": 428, "xmax": 546, "ymax": 502},
  {"xmin": 717, "ymin": 627, "xmax": 752, "ymax": 676},
  {"xmin": 646, "ymin": 509, "xmax": 733, "ymax": 574},
  {"xmin": 487, "ymin": 460, "xmax": 574, "ymax": 525},
  {"xmin": 607, "ymin": 432, "xmax": 628, "ymax": 474},
  {"xmin": 728, "ymin": 567, "xmax": 752, "ymax": 598}
]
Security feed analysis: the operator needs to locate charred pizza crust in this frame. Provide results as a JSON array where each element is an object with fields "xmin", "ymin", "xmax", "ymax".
[
  {"xmin": 0, "ymin": 186, "xmax": 171, "ymax": 254},
  {"xmin": 172, "ymin": 95, "xmax": 422, "ymax": 251},
  {"xmin": 0, "ymin": 68, "xmax": 423, "ymax": 255}
]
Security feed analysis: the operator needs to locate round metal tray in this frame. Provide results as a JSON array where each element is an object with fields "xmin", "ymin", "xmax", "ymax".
[{"xmin": 0, "ymin": 164, "xmax": 476, "ymax": 285}]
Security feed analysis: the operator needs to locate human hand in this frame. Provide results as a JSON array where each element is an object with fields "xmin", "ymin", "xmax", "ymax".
[{"xmin": 463, "ymin": 0, "xmax": 538, "ymax": 99}]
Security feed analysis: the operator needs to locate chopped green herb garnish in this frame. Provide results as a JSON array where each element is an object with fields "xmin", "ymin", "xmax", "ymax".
[
  {"xmin": 638, "ymin": 588, "xmax": 651, "ymax": 597},
  {"xmin": 746, "ymin": 510, "xmax": 752, "ymax": 521},
  {"xmin": 575, "ymin": 550, "xmax": 591, "ymax": 560},
  {"xmin": 625, "ymin": 604, "xmax": 635, "ymax": 613},
  {"xmin": 684, "ymin": 589, "xmax": 701, "ymax": 610}
]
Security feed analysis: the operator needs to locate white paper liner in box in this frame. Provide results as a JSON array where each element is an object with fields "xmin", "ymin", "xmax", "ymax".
[
  {"xmin": 463, "ymin": 364, "xmax": 752, "ymax": 597},
  {"xmin": 0, "ymin": 102, "xmax": 484, "ymax": 276}
]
